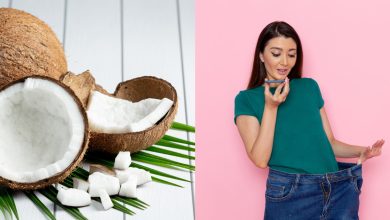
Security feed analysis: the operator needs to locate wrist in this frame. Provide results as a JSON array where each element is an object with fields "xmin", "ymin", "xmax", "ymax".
[{"xmin": 265, "ymin": 104, "xmax": 278, "ymax": 111}]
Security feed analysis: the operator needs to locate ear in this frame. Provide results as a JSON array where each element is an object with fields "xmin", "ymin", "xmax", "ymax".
[{"xmin": 259, "ymin": 53, "xmax": 264, "ymax": 63}]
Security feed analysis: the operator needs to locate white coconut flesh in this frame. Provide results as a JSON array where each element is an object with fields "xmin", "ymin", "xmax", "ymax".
[
  {"xmin": 0, "ymin": 78, "xmax": 85, "ymax": 183},
  {"xmin": 86, "ymin": 91, "xmax": 174, "ymax": 133}
]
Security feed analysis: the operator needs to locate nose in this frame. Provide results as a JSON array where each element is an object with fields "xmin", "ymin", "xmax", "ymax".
[{"xmin": 280, "ymin": 55, "xmax": 288, "ymax": 66}]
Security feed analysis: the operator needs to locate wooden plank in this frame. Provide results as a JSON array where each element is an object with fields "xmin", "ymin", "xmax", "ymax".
[
  {"xmin": 60, "ymin": 0, "xmax": 123, "ymax": 218},
  {"xmin": 64, "ymin": 0, "xmax": 122, "ymax": 93},
  {"xmin": 8, "ymin": 1, "xmax": 65, "ymax": 219},
  {"xmin": 122, "ymin": 0, "xmax": 194, "ymax": 219},
  {"xmin": 0, "ymin": 0, "xmax": 10, "ymax": 7},
  {"xmin": 178, "ymin": 0, "xmax": 195, "ymax": 202}
]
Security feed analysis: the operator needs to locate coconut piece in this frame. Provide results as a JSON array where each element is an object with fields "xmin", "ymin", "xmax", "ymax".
[
  {"xmin": 89, "ymin": 76, "xmax": 178, "ymax": 153},
  {"xmin": 119, "ymin": 178, "xmax": 138, "ymax": 198},
  {"xmin": 0, "ymin": 76, "xmax": 89, "ymax": 190},
  {"xmin": 89, "ymin": 164, "xmax": 115, "ymax": 176},
  {"xmin": 57, "ymin": 188, "xmax": 91, "ymax": 207},
  {"xmin": 114, "ymin": 151, "xmax": 132, "ymax": 170},
  {"xmin": 88, "ymin": 172, "xmax": 120, "ymax": 197},
  {"xmin": 0, "ymin": 8, "xmax": 67, "ymax": 89},
  {"xmin": 72, "ymin": 178, "xmax": 89, "ymax": 191},
  {"xmin": 86, "ymin": 90, "xmax": 173, "ymax": 133},
  {"xmin": 115, "ymin": 167, "xmax": 151, "ymax": 186},
  {"xmin": 60, "ymin": 71, "xmax": 95, "ymax": 107},
  {"xmin": 98, "ymin": 189, "xmax": 114, "ymax": 210}
]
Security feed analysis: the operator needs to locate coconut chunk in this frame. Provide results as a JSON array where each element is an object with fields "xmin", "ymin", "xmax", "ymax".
[
  {"xmin": 115, "ymin": 167, "xmax": 151, "ymax": 186},
  {"xmin": 88, "ymin": 172, "xmax": 120, "ymax": 197},
  {"xmin": 114, "ymin": 151, "xmax": 131, "ymax": 170},
  {"xmin": 119, "ymin": 178, "xmax": 137, "ymax": 198},
  {"xmin": 0, "ymin": 78, "xmax": 86, "ymax": 185},
  {"xmin": 57, "ymin": 188, "xmax": 91, "ymax": 207},
  {"xmin": 86, "ymin": 91, "xmax": 173, "ymax": 133},
  {"xmin": 98, "ymin": 189, "xmax": 114, "ymax": 210},
  {"xmin": 72, "ymin": 178, "xmax": 89, "ymax": 191}
]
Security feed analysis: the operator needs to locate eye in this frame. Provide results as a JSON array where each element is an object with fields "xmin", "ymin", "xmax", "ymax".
[
  {"xmin": 288, "ymin": 54, "xmax": 296, "ymax": 58},
  {"xmin": 271, "ymin": 53, "xmax": 280, "ymax": 57}
]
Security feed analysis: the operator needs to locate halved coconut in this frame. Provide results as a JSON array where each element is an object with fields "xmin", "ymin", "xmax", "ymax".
[
  {"xmin": 60, "ymin": 72, "xmax": 178, "ymax": 153},
  {"xmin": 90, "ymin": 76, "xmax": 178, "ymax": 153},
  {"xmin": 0, "ymin": 76, "xmax": 89, "ymax": 190},
  {"xmin": 0, "ymin": 8, "xmax": 67, "ymax": 89}
]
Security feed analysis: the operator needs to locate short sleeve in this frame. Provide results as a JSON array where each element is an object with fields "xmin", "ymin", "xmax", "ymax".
[
  {"xmin": 234, "ymin": 92, "xmax": 257, "ymax": 124},
  {"xmin": 311, "ymin": 79, "xmax": 324, "ymax": 109}
]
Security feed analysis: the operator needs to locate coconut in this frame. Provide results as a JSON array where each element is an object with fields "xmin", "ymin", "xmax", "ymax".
[
  {"xmin": 0, "ymin": 76, "xmax": 89, "ymax": 190},
  {"xmin": 90, "ymin": 76, "xmax": 178, "ymax": 153},
  {"xmin": 60, "ymin": 72, "xmax": 178, "ymax": 153},
  {"xmin": 0, "ymin": 8, "xmax": 67, "ymax": 89}
]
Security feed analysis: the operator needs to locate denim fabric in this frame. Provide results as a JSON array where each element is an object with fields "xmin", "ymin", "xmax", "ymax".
[{"xmin": 264, "ymin": 162, "xmax": 363, "ymax": 220}]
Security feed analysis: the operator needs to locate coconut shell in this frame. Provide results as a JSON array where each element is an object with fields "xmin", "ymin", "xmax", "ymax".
[
  {"xmin": 89, "ymin": 76, "xmax": 178, "ymax": 153},
  {"xmin": 89, "ymin": 164, "xmax": 116, "ymax": 176},
  {"xmin": 0, "ymin": 8, "xmax": 67, "ymax": 89},
  {"xmin": 0, "ymin": 76, "xmax": 89, "ymax": 190},
  {"xmin": 60, "ymin": 70, "xmax": 96, "ymax": 107}
]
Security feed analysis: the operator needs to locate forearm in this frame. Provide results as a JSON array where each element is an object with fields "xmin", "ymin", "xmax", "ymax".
[
  {"xmin": 331, "ymin": 139, "xmax": 367, "ymax": 158},
  {"xmin": 249, "ymin": 105, "xmax": 278, "ymax": 167}
]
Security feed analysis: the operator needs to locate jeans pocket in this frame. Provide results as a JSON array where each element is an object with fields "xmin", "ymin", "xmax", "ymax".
[
  {"xmin": 352, "ymin": 176, "xmax": 363, "ymax": 194},
  {"xmin": 265, "ymin": 177, "xmax": 295, "ymax": 201}
]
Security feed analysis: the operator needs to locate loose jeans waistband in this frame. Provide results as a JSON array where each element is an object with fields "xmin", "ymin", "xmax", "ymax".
[{"xmin": 268, "ymin": 162, "xmax": 362, "ymax": 184}]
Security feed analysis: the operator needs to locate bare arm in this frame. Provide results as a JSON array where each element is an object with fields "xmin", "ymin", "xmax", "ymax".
[
  {"xmin": 236, "ymin": 78, "xmax": 290, "ymax": 168},
  {"xmin": 320, "ymin": 107, "xmax": 384, "ymax": 162},
  {"xmin": 236, "ymin": 106, "xmax": 278, "ymax": 168}
]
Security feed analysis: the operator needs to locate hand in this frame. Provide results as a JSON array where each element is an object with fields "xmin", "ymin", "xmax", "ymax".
[
  {"xmin": 264, "ymin": 77, "xmax": 290, "ymax": 108},
  {"xmin": 357, "ymin": 139, "xmax": 385, "ymax": 164}
]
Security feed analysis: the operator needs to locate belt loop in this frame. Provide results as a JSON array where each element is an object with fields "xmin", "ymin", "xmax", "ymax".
[
  {"xmin": 348, "ymin": 168, "xmax": 352, "ymax": 177},
  {"xmin": 295, "ymin": 174, "xmax": 300, "ymax": 185}
]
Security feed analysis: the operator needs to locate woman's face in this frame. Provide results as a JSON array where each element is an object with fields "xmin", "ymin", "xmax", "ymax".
[{"xmin": 260, "ymin": 36, "xmax": 297, "ymax": 81}]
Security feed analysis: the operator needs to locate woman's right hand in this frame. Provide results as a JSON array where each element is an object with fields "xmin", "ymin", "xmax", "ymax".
[{"xmin": 264, "ymin": 77, "xmax": 290, "ymax": 108}]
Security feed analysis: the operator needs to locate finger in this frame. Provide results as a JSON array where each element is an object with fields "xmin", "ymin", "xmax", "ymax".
[
  {"xmin": 274, "ymin": 82, "xmax": 285, "ymax": 96},
  {"xmin": 264, "ymin": 82, "xmax": 272, "ymax": 97},
  {"xmin": 280, "ymin": 78, "xmax": 290, "ymax": 98}
]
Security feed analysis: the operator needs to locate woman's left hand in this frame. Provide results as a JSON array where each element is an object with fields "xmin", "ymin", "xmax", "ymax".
[{"xmin": 358, "ymin": 139, "xmax": 385, "ymax": 164}]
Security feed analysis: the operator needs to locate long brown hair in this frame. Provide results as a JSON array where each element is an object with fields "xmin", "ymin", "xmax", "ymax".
[{"xmin": 247, "ymin": 21, "xmax": 303, "ymax": 89}]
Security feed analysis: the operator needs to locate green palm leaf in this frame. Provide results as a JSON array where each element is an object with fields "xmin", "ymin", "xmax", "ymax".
[
  {"xmin": 162, "ymin": 135, "xmax": 195, "ymax": 145},
  {"xmin": 24, "ymin": 191, "xmax": 56, "ymax": 220},
  {"xmin": 0, "ymin": 187, "xmax": 19, "ymax": 220},
  {"xmin": 143, "ymin": 146, "xmax": 195, "ymax": 160},
  {"xmin": 171, "ymin": 121, "xmax": 195, "ymax": 132},
  {"xmin": 155, "ymin": 139, "xmax": 195, "ymax": 152}
]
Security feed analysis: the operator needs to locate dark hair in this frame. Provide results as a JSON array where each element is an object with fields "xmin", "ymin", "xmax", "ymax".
[{"xmin": 247, "ymin": 21, "xmax": 303, "ymax": 89}]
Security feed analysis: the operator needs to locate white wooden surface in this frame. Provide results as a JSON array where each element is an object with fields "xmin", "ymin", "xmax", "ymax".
[{"xmin": 3, "ymin": 0, "xmax": 195, "ymax": 219}]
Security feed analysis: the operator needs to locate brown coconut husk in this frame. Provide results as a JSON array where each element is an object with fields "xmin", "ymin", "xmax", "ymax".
[
  {"xmin": 0, "ymin": 8, "xmax": 67, "ymax": 89},
  {"xmin": 89, "ymin": 76, "xmax": 178, "ymax": 153},
  {"xmin": 0, "ymin": 76, "xmax": 89, "ymax": 190},
  {"xmin": 61, "ymin": 72, "xmax": 178, "ymax": 153},
  {"xmin": 89, "ymin": 164, "xmax": 116, "ymax": 176}
]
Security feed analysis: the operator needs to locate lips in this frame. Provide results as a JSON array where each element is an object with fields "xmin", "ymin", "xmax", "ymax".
[{"xmin": 277, "ymin": 69, "xmax": 288, "ymax": 75}]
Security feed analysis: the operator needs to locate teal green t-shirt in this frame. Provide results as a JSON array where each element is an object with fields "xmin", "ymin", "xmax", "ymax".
[{"xmin": 234, "ymin": 78, "xmax": 338, "ymax": 174}]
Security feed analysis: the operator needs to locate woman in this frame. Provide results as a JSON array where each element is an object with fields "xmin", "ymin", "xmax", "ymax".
[{"xmin": 234, "ymin": 21, "xmax": 384, "ymax": 219}]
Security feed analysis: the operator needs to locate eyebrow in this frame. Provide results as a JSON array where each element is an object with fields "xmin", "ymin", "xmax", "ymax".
[{"xmin": 270, "ymin": 47, "xmax": 297, "ymax": 51}]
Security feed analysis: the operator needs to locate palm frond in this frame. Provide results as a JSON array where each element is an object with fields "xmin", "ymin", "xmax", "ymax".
[
  {"xmin": 155, "ymin": 139, "xmax": 195, "ymax": 152},
  {"xmin": 162, "ymin": 135, "xmax": 195, "ymax": 145},
  {"xmin": 171, "ymin": 121, "xmax": 195, "ymax": 132},
  {"xmin": 0, "ymin": 187, "xmax": 19, "ymax": 220},
  {"xmin": 24, "ymin": 191, "xmax": 56, "ymax": 220},
  {"xmin": 143, "ymin": 146, "xmax": 195, "ymax": 160}
]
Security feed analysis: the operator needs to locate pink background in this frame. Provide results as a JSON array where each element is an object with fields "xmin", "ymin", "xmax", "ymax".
[{"xmin": 196, "ymin": 0, "xmax": 390, "ymax": 219}]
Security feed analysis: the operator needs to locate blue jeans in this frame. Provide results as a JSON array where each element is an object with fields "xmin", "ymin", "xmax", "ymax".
[{"xmin": 264, "ymin": 162, "xmax": 363, "ymax": 220}]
